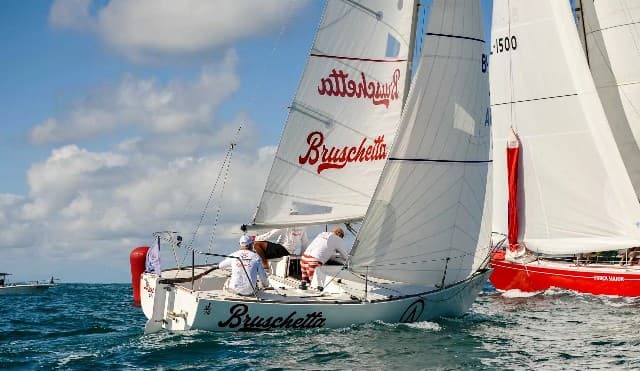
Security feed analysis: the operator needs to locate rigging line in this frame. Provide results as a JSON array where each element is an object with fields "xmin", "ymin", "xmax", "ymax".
[
  {"xmin": 491, "ymin": 93, "xmax": 579, "ymax": 106},
  {"xmin": 426, "ymin": 32, "xmax": 485, "ymax": 44},
  {"xmin": 359, "ymin": 247, "xmax": 474, "ymax": 267},
  {"xmin": 359, "ymin": 249, "xmax": 476, "ymax": 266},
  {"xmin": 206, "ymin": 125, "xmax": 242, "ymax": 253},
  {"xmin": 388, "ymin": 157, "xmax": 492, "ymax": 163},
  {"xmin": 587, "ymin": 20, "xmax": 640, "ymax": 34},
  {"xmin": 310, "ymin": 53, "xmax": 407, "ymax": 63},
  {"xmin": 186, "ymin": 125, "xmax": 242, "ymax": 275},
  {"xmin": 183, "ymin": 137, "xmax": 235, "ymax": 256}
]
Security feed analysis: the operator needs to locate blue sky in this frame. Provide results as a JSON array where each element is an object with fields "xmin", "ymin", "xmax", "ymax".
[{"xmin": 0, "ymin": 0, "xmax": 492, "ymax": 283}]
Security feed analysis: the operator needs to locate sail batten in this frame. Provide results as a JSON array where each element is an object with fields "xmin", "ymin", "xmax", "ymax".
[{"xmin": 253, "ymin": 0, "xmax": 418, "ymax": 228}]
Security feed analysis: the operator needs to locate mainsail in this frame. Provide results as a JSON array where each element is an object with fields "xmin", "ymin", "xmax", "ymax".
[
  {"xmin": 579, "ymin": 0, "xmax": 640, "ymax": 200},
  {"xmin": 350, "ymin": 0, "xmax": 492, "ymax": 287},
  {"xmin": 252, "ymin": 0, "xmax": 418, "ymax": 228},
  {"xmin": 490, "ymin": 0, "xmax": 640, "ymax": 255}
]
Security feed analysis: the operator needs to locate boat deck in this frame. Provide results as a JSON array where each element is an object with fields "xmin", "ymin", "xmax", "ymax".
[{"xmin": 161, "ymin": 264, "xmax": 437, "ymax": 304}]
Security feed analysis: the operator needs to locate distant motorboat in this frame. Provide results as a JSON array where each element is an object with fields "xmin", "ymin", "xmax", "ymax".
[{"xmin": 0, "ymin": 273, "xmax": 54, "ymax": 295}]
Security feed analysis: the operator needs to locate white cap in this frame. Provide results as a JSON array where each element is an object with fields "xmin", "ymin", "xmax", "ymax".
[{"xmin": 239, "ymin": 235, "xmax": 253, "ymax": 247}]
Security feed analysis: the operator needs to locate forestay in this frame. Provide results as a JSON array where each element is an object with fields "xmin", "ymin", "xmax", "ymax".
[
  {"xmin": 490, "ymin": 0, "xmax": 640, "ymax": 254},
  {"xmin": 350, "ymin": 0, "xmax": 492, "ymax": 287},
  {"xmin": 581, "ymin": 0, "xmax": 640, "ymax": 200},
  {"xmin": 253, "ymin": 0, "xmax": 417, "ymax": 228}
]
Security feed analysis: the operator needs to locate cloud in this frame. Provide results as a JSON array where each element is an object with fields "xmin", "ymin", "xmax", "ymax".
[
  {"xmin": 49, "ymin": 0, "xmax": 309, "ymax": 61},
  {"xmin": 0, "ymin": 139, "xmax": 276, "ymax": 279},
  {"xmin": 9, "ymin": 0, "xmax": 311, "ymax": 282},
  {"xmin": 49, "ymin": 0, "xmax": 95, "ymax": 31},
  {"xmin": 29, "ymin": 50, "xmax": 239, "ymax": 145}
]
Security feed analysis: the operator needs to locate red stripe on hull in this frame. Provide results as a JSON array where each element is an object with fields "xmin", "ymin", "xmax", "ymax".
[{"xmin": 490, "ymin": 255, "xmax": 640, "ymax": 297}]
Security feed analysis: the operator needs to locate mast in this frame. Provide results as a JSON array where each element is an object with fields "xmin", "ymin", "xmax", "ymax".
[
  {"xmin": 402, "ymin": 0, "xmax": 420, "ymax": 105},
  {"xmin": 574, "ymin": 0, "xmax": 589, "ymax": 65}
]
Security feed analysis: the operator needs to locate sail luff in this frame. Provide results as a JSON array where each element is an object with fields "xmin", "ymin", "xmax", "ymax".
[{"xmin": 252, "ymin": 0, "xmax": 418, "ymax": 228}]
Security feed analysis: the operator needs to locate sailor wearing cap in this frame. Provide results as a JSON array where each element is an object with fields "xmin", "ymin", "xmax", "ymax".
[{"xmin": 218, "ymin": 235, "xmax": 271, "ymax": 296}]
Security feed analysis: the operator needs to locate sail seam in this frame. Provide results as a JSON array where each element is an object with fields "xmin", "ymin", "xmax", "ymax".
[
  {"xmin": 586, "ymin": 20, "xmax": 640, "ymax": 35},
  {"xmin": 310, "ymin": 53, "xmax": 408, "ymax": 63},
  {"xmin": 388, "ymin": 158, "xmax": 491, "ymax": 163},
  {"xmin": 263, "ymin": 188, "xmax": 367, "ymax": 208},
  {"xmin": 491, "ymin": 93, "xmax": 578, "ymax": 106},
  {"xmin": 426, "ymin": 32, "xmax": 485, "ymax": 44}
]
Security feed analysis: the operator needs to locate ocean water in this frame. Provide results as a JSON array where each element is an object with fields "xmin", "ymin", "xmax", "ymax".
[{"xmin": 1, "ymin": 283, "xmax": 639, "ymax": 370}]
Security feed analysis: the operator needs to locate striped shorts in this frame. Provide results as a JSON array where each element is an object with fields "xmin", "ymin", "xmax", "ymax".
[{"xmin": 300, "ymin": 254, "xmax": 322, "ymax": 283}]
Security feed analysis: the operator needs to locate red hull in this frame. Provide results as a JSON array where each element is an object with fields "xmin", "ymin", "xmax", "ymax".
[{"xmin": 490, "ymin": 252, "xmax": 640, "ymax": 297}]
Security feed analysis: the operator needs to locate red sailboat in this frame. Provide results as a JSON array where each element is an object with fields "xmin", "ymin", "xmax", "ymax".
[{"xmin": 488, "ymin": 0, "xmax": 640, "ymax": 297}]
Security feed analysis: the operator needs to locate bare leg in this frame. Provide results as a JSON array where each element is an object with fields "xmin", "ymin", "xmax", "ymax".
[
  {"xmin": 630, "ymin": 251, "xmax": 639, "ymax": 265},
  {"xmin": 253, "ymin": 241, "xmax": 270, "ymax": 270}
]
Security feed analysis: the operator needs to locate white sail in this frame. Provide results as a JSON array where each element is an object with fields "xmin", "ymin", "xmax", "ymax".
[
  {"xmin": 350, "ymin": 0, "xmax": 492, "ymax": 286},
  {"xmin": 581, "ymin": 0, "xmax": 640, "ymax": 200},
  {"xmin": 252, "ymin": 0, "xmax": 417, "ymax": 228},
  {"xmin": 490, "ymin": 0, "xmax": 640, "ymax": 255}
]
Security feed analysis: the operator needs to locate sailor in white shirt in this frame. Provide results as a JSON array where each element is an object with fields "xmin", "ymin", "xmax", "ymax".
[
  {"xmin": 219, "ymin": 235, "xmax": 270, "ymax": 296},
  {"xmin": 257, "ymin": 227, "xmax": 310, "ymax": 255},
  {"xmin": 300, "ymin": 227, "xmax": 348, "ymax": 290},
  {"xmin": 254, "ymin": 227, "xmax": 310, "ymax": 269}
]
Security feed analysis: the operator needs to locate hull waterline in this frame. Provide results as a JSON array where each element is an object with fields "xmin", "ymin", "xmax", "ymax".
[{"xmin": 490, "ymin": 253, "xmax": 640, "ymax": 296}]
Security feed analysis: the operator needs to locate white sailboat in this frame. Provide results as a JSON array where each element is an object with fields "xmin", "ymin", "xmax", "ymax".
[
  {"xmin": 489, "ymin": 0, "xmax": 640, "ymax": 296},
  {"xmin": 576, "ymin": 0, "xmax": 640, "ymax": 200},
  {"xmin": 0, "ymin": 273, "xmax": 54, "ymax": 295},
  {"xmin": 138, "ymin": 0, "xmax": 492, "ymax": 332}
]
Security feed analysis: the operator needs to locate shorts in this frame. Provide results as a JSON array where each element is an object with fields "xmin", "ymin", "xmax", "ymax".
[{"xmin": 264, "ymin": 241, "xmax": 290, "ymax": 259}]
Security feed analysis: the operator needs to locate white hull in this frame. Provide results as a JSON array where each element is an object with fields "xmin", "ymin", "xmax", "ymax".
[
  {"xmin": 140, "ymin": 259, "xmax": 491, "ymax": 332},
  {"xmin": 0, "ymin": 284, "xmax": 53, "ymax": 295}
]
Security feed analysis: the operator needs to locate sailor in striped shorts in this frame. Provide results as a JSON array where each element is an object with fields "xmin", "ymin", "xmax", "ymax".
[{"xmin": 300, "ymin": 227, "xmax": 348, "ymax": 290}]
